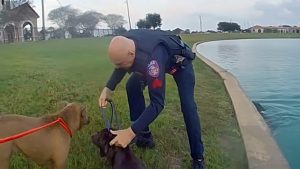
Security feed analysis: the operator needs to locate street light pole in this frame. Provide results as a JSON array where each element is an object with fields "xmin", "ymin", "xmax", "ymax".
[
  {"xmin": 199, "ymin": 15, "xmax": 202, "ymax": 33},
  {"xmin": 125, "ymin": 0, "xmax": 132, "ymax": 30},
  {"xmin": 41, "ymin": 0, "xmax": 45, "ymax": 40}
]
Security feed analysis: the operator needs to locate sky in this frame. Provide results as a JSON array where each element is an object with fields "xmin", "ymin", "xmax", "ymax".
[{"xmin": 30, "ymin": 0, "xmax": 300, "ymax": 31}]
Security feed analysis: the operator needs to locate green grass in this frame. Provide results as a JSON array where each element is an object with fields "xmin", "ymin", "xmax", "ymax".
[{"xmin": 1, "ymin": 33, "xmax": 299, "ymax": 169}]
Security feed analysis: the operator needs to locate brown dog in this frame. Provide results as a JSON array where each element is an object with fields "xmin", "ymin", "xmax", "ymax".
[
  {"xmin": 0, "ymin": 102, "xmax": 90, "ymax": 169},
  {"xmin": 91, "ymin": 128, "xmax": 147, "ymax": 169}
]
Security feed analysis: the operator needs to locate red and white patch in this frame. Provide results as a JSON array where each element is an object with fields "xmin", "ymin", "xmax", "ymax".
[
  {"xmin": 151, "ymin": 79, "xmax": 163, "ymax": 89},
  {"xmin": 147, "ymin": 60, "xmax": 159, "ymax": 78}
]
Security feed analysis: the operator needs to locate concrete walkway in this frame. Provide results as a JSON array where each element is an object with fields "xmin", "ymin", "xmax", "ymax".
[{"xmin": 193, "ymin": 42, "xmax": 290, "ymax": 169}]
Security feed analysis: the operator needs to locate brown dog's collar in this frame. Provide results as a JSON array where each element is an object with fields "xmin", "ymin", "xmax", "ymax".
[
  {"xmin": 0, "ymin": 118, "xmax": 73, "ymax": 144},
  {"xmin": 57, "ymin": 118, "xmax": 73, "ymax": 137}
]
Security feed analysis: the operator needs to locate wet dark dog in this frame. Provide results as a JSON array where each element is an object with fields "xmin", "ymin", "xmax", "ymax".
[{"xmin": 91, "ymin": 128, "xmax": 146, "ymax": 169}]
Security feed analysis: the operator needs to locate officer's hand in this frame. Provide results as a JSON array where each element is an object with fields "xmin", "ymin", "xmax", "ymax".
[
  {"xmin": 99, "ymin": 87, "xmax": 113, "ymax": 107},
  {"xmin": 109, "ymin": 127, "xmax": 136, "ymax": 148}
]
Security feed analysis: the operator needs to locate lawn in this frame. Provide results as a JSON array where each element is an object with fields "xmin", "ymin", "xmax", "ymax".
[{"xmin": 2, "ymin": 32, "xmax": 297, "ymax": 169}]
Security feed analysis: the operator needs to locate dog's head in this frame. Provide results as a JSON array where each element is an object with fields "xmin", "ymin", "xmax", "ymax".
[
  {"xmin": 59, "ymin": 102, "xmax": 90, "ymax": 130},
  {"xmin": 42, "ymin": 102, "xmax": 89, "ymax": 133},
  {"xmin": 91, "ymin": 128, "xmax": 116, "ymax": 157}
]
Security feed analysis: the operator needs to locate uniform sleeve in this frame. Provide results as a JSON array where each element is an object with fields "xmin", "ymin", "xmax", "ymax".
[
  {"xmin": 131, "ymin": 45, "xmax": 168, "ymax": 134},
  {"xmin": 106, "ymin": 68, "xmax": 127, "ymax": 91}
]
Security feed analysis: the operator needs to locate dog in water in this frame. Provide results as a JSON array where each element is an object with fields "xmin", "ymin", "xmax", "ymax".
[
  {"xmin": 91, "ymin": 128, "xmax": 147, "ymax": 169},
  {"xmin": 0, "ymin": 102, "xmax": 90, "ymax": 169}
]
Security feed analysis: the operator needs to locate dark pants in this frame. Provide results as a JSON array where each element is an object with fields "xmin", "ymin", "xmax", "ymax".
[{"xmin": 126, "ymin": 63, "xmax": 204, "ymax": 160}]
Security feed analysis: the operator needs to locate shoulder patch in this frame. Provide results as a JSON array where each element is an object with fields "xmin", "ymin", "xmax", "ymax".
[
  {"xmin": 147, "ymin": 60, "xmax": 160, "ymax": 78},
  {"xmin": 151, "ymin": 79, "xmax": 163, "ymax": 89}
]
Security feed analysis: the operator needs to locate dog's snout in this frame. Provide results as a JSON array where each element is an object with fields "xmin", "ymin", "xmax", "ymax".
[
  {"xmin": 91, "ymin": 132, "xmax": 103, "ymax": 147},
  {"xmin": 91, "ymin": 132, "xmax": 101, "ymax": 139},
  {"xmin": 91, "ymin": 133, "xmax": 97, "ymax": 142}
]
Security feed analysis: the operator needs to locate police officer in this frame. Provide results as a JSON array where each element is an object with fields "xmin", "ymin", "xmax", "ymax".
[{"xmin": 99, "ymin": 29, "xmax": 204, "ymax": 169}]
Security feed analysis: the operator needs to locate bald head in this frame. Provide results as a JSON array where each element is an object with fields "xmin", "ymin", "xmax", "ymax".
[{"xmin": 108, "ymin": 36, "xmax": 135, "ymax": 68}]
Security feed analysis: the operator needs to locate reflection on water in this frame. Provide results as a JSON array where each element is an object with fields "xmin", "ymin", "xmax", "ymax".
[
  {"xmin": 197, "ymin": 39, "xmax": 300, "ymax": 169},
  {"xmin": 218, "ymin": 44, "xmax": 240, "ymax": 67}
]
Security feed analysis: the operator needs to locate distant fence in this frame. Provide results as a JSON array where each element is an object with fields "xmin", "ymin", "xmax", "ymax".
[{"xmin": 0, "ymin": 26, "xmax": 115, "ymax": 44}]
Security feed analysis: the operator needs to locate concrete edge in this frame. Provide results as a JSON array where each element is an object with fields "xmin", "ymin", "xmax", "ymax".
[{"xmin": 193, "ymin": 42, "xmax": 290, "ymax": 169}]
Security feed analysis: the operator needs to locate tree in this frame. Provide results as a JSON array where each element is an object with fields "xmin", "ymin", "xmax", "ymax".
[
  {"xmin": 184, "ymin": 29, "xmax": 191, "ymax": 34},
  {"xmin": 217, "ymin": 22, "xmax": 241, "ymax": 32},
  {"xmin": 172, "ymin": 28, "xmax": 183, "ymax": 34},
  {"xmin": 145, "ymin": 13, "xmax": 161, "ymax": 29},
  {"xmin": 52, "ymin": 28, "xmax": 65, "ymax": 39},
  {"xmin": 77, "ymin": 11, "xmax": 103, "ymax": 37},
  {"xmin": 114, "ymin": 26, "xmax": 127, "ymax": 35},
  {"xmin": 136, "ymin": 19, "xmax": 151, "ymax": 29},
  {"xmin": 47, "ymin": 27, "xmax": 55, "ymax": 39},
  {"xmin": 47, "ymin": 27, "xmax": 55, "ymax": 32},
  {"xmin": 104, "ymin": 14, "xmax": 127, "ymax": 30},
  {"xmin": 48, "ymin": 5, "xmax": 79, "ymax": 30},
  {"xmin": 65, "ymin": 14, "xmax": 80, "ymax": 37}
]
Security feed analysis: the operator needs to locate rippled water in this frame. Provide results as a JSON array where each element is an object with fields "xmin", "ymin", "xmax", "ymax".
[{"xmin": 197, "ymin": 39, "xmax": 300, "ymax": 169}]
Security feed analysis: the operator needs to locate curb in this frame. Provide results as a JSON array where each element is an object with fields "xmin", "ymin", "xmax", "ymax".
[{"xmin": 193, "ymin": 42, "xmax": 290, "ymax": 169}]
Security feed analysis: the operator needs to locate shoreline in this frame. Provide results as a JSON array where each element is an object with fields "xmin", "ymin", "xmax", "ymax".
[{"xmin": 193, "ymin": 41, "xmax": 290, "ymax": 169}]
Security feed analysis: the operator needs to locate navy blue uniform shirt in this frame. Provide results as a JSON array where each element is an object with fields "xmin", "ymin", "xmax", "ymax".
[{"xmin": 106, "ymin": 44, "xmax": 171, "ymax": 134}]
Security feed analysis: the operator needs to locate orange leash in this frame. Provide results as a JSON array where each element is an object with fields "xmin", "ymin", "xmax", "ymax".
[{"xmin": 0, "ymin": 118, "xmax": 72, "ymax": 144}]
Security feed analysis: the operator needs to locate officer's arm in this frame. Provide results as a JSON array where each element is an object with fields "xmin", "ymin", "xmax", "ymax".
[
  {"xmin": 106, "ymin": 68, "xmax": 127, "ymax": 91},
  {"xmin": 131, "ymin": 45, "xmax": 167, "ymax": 134}
]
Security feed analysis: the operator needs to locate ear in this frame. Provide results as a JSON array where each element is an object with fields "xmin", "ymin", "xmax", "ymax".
[
  {"xmin": 80, "ymin": 106, "xmax": 86, "ymax": 116},
  {"xmin": 99, "ymin": 143, "xmax": 109, "ymax": 157},
  {"xmin": 42, "ymin": 113, "xmax": 60, "ymax": 123},
  {"xmin": 80, "ymin": 105, "xmax": 90, "ymax": 126},
  {"xmin": 104, "ymin": 143, "xmax": 109, "ymax": 155},
  {"xmin": 99, "ymin": 147, "xmax": 106, "ymax": 157},
  {"xmin": 128, "ymin": 50, "xmax": 135, "ymax": 58},
  {"xmin": 58, "ymin": 101, "xmax": 69, "ymax": 110},
  {"xmin": 58, "ymin": 103, "xmax": 74, "ymax": 124}
]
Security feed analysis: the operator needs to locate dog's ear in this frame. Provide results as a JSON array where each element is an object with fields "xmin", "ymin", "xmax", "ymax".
[
  {"xmin": 57, "ymin": 101, "xmax": 69, "ymax": 110},
  {"xmin": 80, "ymin": 106, "xmax": 86, "ymax": 113},
  {"xmin": 42, "ymin": 114, "xmax": 59, "ymax": 122},
  {"xmin": 80, "ymin": 106, "xmax": 87, "ymax": 119},
  {"xmin": 98, "ymin": 129, "xmax": 111, "ymax": 157},
  {"xmin": 41, "ymin": 102, "xmax": 69, "ymax": 122},
  {"xmin": 79, "ymin": 105, "xmax": 89, "ymax": 127},
  {"xmin": 99, "ymin": 143, "xmax": 110, "ymax": 157}
]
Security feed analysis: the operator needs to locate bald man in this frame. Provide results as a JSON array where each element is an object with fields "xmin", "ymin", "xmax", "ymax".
[{"xmin": 99, "ymin": 29, "xmax": 204, "ymax": 169}]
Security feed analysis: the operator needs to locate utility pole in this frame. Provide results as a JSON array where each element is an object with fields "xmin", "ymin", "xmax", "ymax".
[
  {"xmin": 41, "ymin": 0, "xmax": 45, "ymax": 40},
  {"xmin": 199, "ymin": 15, "xmax": 203, "ymax": 32},
  {"xmin": 125, "ymin": 0, "xmax": 132, "ymax": 30}
]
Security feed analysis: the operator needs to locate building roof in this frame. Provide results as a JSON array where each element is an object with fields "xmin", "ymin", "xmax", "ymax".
[
  {"xmin": 251, "ymin": 25, "xmax": 300, "ymax": 30},
  {"xmin": 9, "ymin": 2, "xmax": 39, "ymax": 19},
  {"xmin": 251, "ymin": 25, "xmax": 264, "ymax": 29}
]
